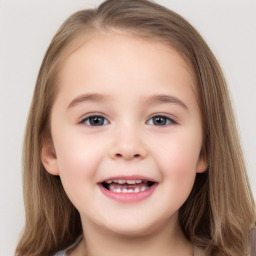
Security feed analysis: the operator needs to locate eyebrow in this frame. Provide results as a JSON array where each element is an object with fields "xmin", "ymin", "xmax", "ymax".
[
  {"xmin": 67, "ymin": 93, "xmax": 188, "ymax": 111},
  {"xmin": 67, "ymin": 93, "xmax": 110, "ymax": 109},
  {"xmin": 144, "ymin": 95, "xmax": 188, "ymax": 110}
]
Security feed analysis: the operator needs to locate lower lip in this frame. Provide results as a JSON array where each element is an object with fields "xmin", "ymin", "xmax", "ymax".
[{"xmin": 99, "ymin": 183, "xmax": 158, "ymax": 203}]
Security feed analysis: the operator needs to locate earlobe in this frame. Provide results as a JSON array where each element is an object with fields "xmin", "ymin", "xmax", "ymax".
[
  {"xmin": 196, "ymin": 149, "xmax": 208, "ymax": 173},
  {"xmin": 41, "ymin": 139, "xmax": 59, "ymax": 175}
]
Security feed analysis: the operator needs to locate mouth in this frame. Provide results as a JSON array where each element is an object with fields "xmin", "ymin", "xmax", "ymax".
[
  {"xmin": 101, "ymin": 179, "xmax": 155, "ymax": 193},
  {"xmin": 99, "ymin": 177, "xmax": 158, "ymax": 202}
]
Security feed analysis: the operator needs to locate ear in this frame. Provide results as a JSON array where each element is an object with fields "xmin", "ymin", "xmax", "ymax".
[
  {"xmin": 196, "ymin": 147, "xmax": 208, "ymax": 173},
  {"xmin": 41, "ymin": 138, "xmax": 59, "ymax": 175}
]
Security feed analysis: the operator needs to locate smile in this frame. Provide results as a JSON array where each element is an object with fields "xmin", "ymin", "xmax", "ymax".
[
  {"xmin": 103, "ymin": 179, "xmax": 154, "ymax": 193},
  {"xmin": 99, "ymin": 177, "xmax": 158, "ymax": 202}
]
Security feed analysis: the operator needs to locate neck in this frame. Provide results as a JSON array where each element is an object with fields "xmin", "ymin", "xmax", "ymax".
[{"xmin": 77, "ymin": 214, "xmax": 193, "ymax": 256}]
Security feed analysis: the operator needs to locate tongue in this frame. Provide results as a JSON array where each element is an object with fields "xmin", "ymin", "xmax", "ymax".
[{"xmin": 108, "ymin": 183, "xmax": 148, "ymax": 192}]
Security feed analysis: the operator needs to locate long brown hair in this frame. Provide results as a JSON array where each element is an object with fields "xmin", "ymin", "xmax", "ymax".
[{"xmin": 16, "ymin": 0, "xmax": 255, "ymax": 255}]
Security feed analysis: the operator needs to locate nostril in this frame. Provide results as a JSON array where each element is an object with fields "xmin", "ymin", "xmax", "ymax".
[{"xmin": 114, "ymin": 153, "xmax": 141, "ymax": 159}]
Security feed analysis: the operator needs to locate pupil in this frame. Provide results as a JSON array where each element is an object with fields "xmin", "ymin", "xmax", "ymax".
[
  {"xmin": 90, "ymin": 116, "xmax": 103, "ymax": 126},
  {"xmin": 154, "ymin": 116, "xmax": 166, "ymax": 125}
]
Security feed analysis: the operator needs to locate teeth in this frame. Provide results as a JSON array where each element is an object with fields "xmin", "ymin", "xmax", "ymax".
[
  {"xmin": 141, "ymin": 186, "xmax": 149, "ymax": 192},
  {"xmin": 105, "ymin": 179, "xmax": 143, "ymax": 185},
  {"xmin": 112, "ymin": 186, "xmax": 149, "ymax": 193},
  {"xmin": 127, "ymin": 180, "xmax": 136, "ymax": 184},
  {"xmin": 104, "ymin": 179, "xmax": 153, "ymax": 193}
]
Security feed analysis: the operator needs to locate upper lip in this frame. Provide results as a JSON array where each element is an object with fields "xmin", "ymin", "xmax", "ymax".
[{"xmin": 98, "ymin": 175, "xmax": 158, "ymax": 184}]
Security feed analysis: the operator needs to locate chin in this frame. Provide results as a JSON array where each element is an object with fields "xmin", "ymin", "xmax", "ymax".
[
  {"xmin": 107, "ymin": 225, "xmax": 153, "ymax": 238},
  {"xmin": 100, "ymin": 216, "xmax": 164, "ymax": 238}
]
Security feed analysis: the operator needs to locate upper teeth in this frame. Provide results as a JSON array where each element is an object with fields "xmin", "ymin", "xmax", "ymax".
[{"xmin": 106, "ymin": 179, "xmax": 142, "ymax": 184}]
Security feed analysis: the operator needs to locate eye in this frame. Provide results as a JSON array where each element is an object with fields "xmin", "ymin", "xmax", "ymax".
[
  {"xmin": 82, "ymin": 115, "xmax": 109, "ymax": 126},
  {"xmin": 146, "ymin": 115, "xmax": 176, "ymax": 126}
]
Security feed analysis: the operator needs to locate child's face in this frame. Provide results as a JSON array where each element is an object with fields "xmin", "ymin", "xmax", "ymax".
[{"xmin": 42, "ymin": 33, "xmax": 207, "ymax": 236}]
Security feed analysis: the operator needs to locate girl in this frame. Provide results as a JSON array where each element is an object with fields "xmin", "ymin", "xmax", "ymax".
[{"xmin": 15, "ymin": 0, "xmax": 255, "ymax": 255}]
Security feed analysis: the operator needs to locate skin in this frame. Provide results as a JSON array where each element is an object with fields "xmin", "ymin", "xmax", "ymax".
[{"xmin": 41, "ymin": 33, "xmax": 207, "ymax": 256}]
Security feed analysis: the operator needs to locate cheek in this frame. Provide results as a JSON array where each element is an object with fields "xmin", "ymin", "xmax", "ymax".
[
  {"xmin": 154, "ymin": 130, "xmax": 202, "ymax": 193},
  {"xmin": 52, "ymin": 130, "xmax": 105, "ymax": 192},
  {"xmin": 158, "ymin": 133, "xmax": 201, "ymax": 170},
  {"xmin": 160, "ymin": 147, "xmax": 198, "ymax": 211},
  {"xmin": 162, "ymin": 149, "xmax": 197, "ymax": 190}
]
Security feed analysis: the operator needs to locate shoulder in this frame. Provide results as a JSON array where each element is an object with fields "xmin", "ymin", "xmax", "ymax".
[
  {"xmin": 194, "ymin": 246, "xmax": 205, "ymax": 256},
  {"xmin": 53, "ymin": 235, "xmax": 83, "ymax": 256},
  {"xmin": 54, "ymin": 251, "xmax": 65, "ymax": 256}
]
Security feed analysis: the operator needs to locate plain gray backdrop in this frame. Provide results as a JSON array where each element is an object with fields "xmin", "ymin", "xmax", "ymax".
[{"xmin": 0, "ymin": 0, "xmax": 255, "ymax": 255}]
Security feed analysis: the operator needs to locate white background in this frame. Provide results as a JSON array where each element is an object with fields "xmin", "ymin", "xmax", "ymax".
[{"xmin": 0, "ymin": 0, "xmax": 255, "ymax": 255}]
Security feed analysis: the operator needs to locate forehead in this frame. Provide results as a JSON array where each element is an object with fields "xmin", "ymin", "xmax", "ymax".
[{"xmin": 55, "ymin": 32, "xmax": 199, "ymax": 109}]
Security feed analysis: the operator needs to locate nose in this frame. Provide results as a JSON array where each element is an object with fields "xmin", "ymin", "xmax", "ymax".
[{"xmin": 109, "ymin": 125, "xmax": 147, "ymax": 161}]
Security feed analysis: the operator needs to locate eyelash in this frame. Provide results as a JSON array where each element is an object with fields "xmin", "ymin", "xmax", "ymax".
[
  {"xmin": 81, "ymin": 115, "xmax": 109, "ymax": 126},
  {"xmin": 146, "ymin": 115, "xmax": 177, "ymax": 126},
  {"xmin": 80, "ymin": 114, "xmax": 177, "ymax": 126}
]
